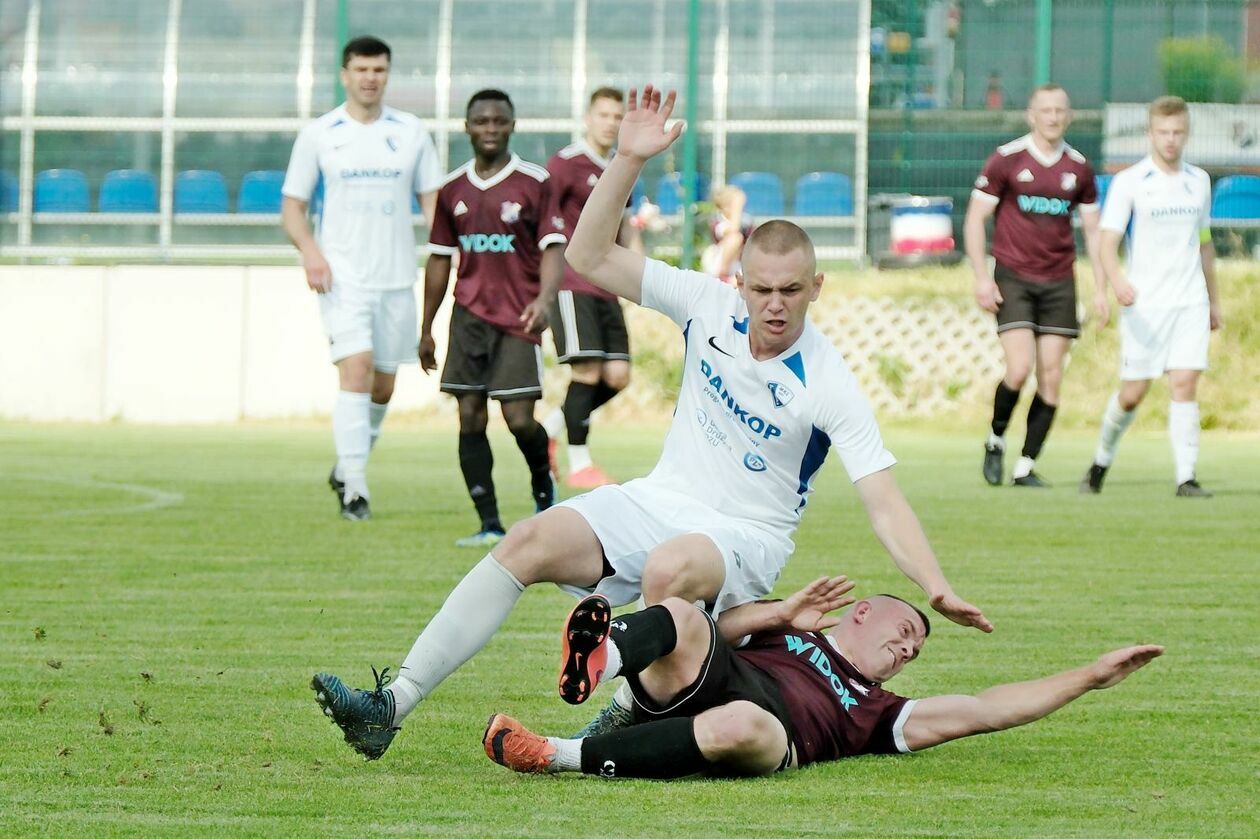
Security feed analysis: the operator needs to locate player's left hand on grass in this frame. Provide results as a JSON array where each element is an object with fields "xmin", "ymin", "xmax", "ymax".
[
  {"xmin": 776, "ymin": 575, "xmax": 857, "ymax": 633},
  {"xmin": 929, "ymin": 590, "xmax": 994, "ymax": 633},
  {"xmin": 520, "ymin": 299, "xmax": 550, "ymax": 333},
  {"xmin": 1087, "ymin": 644, "xmax": 1164, "ymax": 690},
  {"xmin": 1093, "ymin": 291, "xmax": 1110, "ymax": 329},
  {"xmin": 1209, "ymin": 303, "xmax": 1223, "ymax": 331}
]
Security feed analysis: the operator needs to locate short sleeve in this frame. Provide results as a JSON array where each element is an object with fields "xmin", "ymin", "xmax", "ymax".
[
  {"xmin": 819, "ymin": 362, "xmax": 897, "ymax": 483},
  {"xmin": 639, "ymin": 257, "xmax": 739, "ymax": 327},
  {"xmin": 537, "ymin": 176, "xmax": 568, "ymax": 249},
  {"xmin": 281, "ymin": 124, "xmax": 320, "ymax": 202},
  {"xmin": 1099, "ymin": 171, "xmax": 1133, "ymax": 234},
  {"xmin": 1076, "ymin": 161, "xmax": 1099, "ymax": 211},
  {"xmin": 413, "ymin": 128, "xmax": 443, "ymax": 196},
  {"xmin": 970, "ymin": 151, "xmax": 1005, "ymax": 204},
  {"xmin": 427, "ymin": 185, "xmax": 458, "ymax": 255},
  {"xmin": 1199, "ymin": 172, "xmax": 1213, "ymax": 231}
]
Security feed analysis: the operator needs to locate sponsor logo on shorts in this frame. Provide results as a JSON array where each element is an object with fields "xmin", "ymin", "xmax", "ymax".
[
  {"xmin": 697, "ymin": 358, "xmax": 782, "ymax": 442},
  {"xmin": 784, "ymin": 635, "xmax": 859, "ymax": 711},
  {"xmin": 458, "ymin": 233, "xmax": 516, "ymax": 253}
]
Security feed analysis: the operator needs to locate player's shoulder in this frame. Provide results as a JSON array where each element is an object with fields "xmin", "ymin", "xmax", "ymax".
[
  {"xmin": 994, "ymin": 135, "xmax": 1030, "ymax": 158},
  {"xmin": 381, "ymin": 106, "xmax": 431, "ymax": 135},
  {"xmin": 513, "ymin": 157, "xmax": 551, "ymax": 183},
  {"xmin": 1063, "ymin": 143, "xmax": 1091, "ymax": 167},
  {"xmin": 438, "ymin": 161, "xmax": 472, "ymax": 191},
  {"xmin": 1183, "ymin": 161, "xmax": 1210, "ymax": 185},
  {"xmin": 555, "ymin": 142, "xmax": 588, "ymax": 161},
  {"xmin": 303, "ymin": 106, "xmax": 349, "ymax": 135}
]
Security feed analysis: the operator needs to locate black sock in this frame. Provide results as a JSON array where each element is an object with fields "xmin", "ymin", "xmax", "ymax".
[
  {"xmin": 580, "ymin": 716, "xmax": 709, "ymax": 779},
  {"xmin": 458, "ymin": 432, "xmax": 500, "ymax": 532},
  {"xmin": 610, "ymin": 604, "xmax": 678, "ymax": 675},
  {"xmin": 991, "ymin": 381, "xmax": 1021, "ymax": 437},
  {"xmin": 1022, "ymin": 393, "xmax": 1058, "ymax": 459},
  {"xmin": 563, "ymin": 382, "xmax": 600, "ymax": 446},
  {"xmin": 510, "ymin": 421, "xmax": 552, "ymax": 498},
  {"xmin": 591, "ymin": 381, "xmax": 620, "ymax": 411}
]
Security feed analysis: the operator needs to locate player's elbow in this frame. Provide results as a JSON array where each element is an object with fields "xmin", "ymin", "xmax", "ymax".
[{"xmin": 564, "ymin": 239, "xmax": 602, "ymax": 277}]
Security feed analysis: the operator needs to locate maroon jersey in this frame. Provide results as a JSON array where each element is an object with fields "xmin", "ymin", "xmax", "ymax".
[
  {"xmin": 428, "ymin": 154, "xmax": 567, "ymax": 342},
  {"xmin": 546, "ymin": 142, "xmax": 630, "ymax": 301},
  {"xmin": 973, "ymin": 135, "xmax": 1098, "ymax": 282},
  {"xmin": 738, "ymin": 631, "xmax": 914, "ymax": 766}
]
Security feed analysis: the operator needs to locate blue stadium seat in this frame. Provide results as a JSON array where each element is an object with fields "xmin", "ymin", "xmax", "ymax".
[
  {"xmin": 793, "ymin": 171, "xmax": 853, "ymax": 216},
  {"xmin": 730, "ymin": 171, "xmax": 785, "ymax": 216},
  {"xmin": 0, "ymin": 170, "xmax": 17, "ymax": 212},
  {"xmin": 1095, "ymin": 174, "xmax": 1113, "ymax": 209},
  {"xmin": 174, "ymin": 170, "xmax": 229, "ymax": 213},
  {"xmin": 99, "ymin": 169, "xmax": 158, "ymax": 213},
  {"xmin": 655, "ymin": 172, "xmax": 710, "ymax": 214},
  {"xmin": 34, "ymin": 169, "xmax": 90, "ymax": 213},
  {"xmin": 1210, "ymin": 175, "xmax": 1260, "ymax": 220},
  {"xmin": 236, "ymin": 169, "xmax": 286, "ymax": 213}
]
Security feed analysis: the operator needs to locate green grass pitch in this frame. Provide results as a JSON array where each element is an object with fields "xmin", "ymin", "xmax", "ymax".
[{"xmin": 2, "ymin": 422, "xmax": 1257, "ymax": 836}]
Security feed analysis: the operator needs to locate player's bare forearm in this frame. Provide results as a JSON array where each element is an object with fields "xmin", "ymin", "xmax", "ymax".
[
  {"xmin": 1201, "ymin": 241, "xmax": 1219, "ymax": 305},
  {"xmin": 714, "ymin": 576, "xmax": 853, "ymax": 643},
  {"xmin": 855, "ymin": 471, "xmax": 949, "ymax": 597},
  {"xmin": 1098, "ymin": 229, "xmax": 1125, "ymax": 290},
  {"xmin": 419, "ymin": 191, "xmax": 437, "ymax": 228},
  {"xmin": 617, "ymin": 216, "xmax": 646, "ymax": 255},
  {"xmin": 1080, "ymin": 211, "xmax": 1106, "ymax": 295},
  {"xmin": 714, "ymin": 601, "xmax": 784, "ymax": 644},
  {"xmin": 963, "ymin": 200, "xmax": 994, "ymax": 285},
  {"xmin": 537, "ymin": 244, "xmax": 565, "ymax": 306},
  {"xmin": 421, "ymin": 254, "xmax": 452, "ymax": 335},
  {"xmin": 281, "ymin": 197, "xmax": 318, "ymax": 254},
  {"xmin": 566, "ymin": 155, "xmax": 647, "ymax": 302}
]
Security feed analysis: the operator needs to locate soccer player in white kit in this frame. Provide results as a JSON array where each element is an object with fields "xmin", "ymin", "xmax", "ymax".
[
  {"xmin": 281, "ymin": 37, "xmax": 443, "ymax": 520},
  {"xmin": 310, "ymin": 86, "xmax": 990, "ymax": 761},
  {"xmin": 1080, "ymin": 96, "xmax": 1222, "ymax": 497}
]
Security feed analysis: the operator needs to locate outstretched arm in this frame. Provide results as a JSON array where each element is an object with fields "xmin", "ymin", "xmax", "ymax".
[
  {"xmin": 566, "ymin": 85, "xmax": 683, "ymax": 303},
  {"xmin": 714, "ymin": 576, "xmax": 856, "ymax": 643},
  {"xmin": 855, "ymin": 469, "xmax": 993, "ymax": 632},
  {"xmin": 902, "ymin": 645, "xmax": 1164, "ymax": 751},
  {"xmin": 964, "ymin": 196, "xmax": 1000, "ymax": 313}
]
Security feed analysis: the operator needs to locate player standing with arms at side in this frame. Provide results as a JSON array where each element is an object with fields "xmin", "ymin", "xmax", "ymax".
[
  {"xmin": 281, "ymin": 36, "xmax": 442, "ymax": 521},
  {"xmin": 420, "ymin": 90, "xmax": 567, "ymax": 547},
  {"xmin": 1080, "ymin": 96, "xmax": 1221, "ymax": 497},
  {"xmin": 541, "ymin": 87, "xmax": 644, "ymax": 488},
  {"xmin": 964, "ymin": 84, "xmax": 1104, "ymax": 488}
]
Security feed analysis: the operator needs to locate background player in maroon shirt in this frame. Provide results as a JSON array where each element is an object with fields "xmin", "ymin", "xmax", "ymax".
[
  {"xmin": 964, "ymin": 84, "xmax": 1105, "ymax": 488},
  {"xmin": 485, "ymin": 583, "xmax": 1162, "ymax": 778},
  {"xmin": 542, "ymin": 87, "xmax": 644, "ymax": 489},
  {"xmin": 420, "ymin": 89, "xmax": 567, "ymax": 547}
]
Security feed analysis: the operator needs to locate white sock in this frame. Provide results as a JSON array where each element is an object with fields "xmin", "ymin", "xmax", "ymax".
[
  {"xmin": 1094, "ymin": 392, "xmax": 1138, "ymax": 468},
  {"xmin": 568, "ymin": 444, "xmax": 593, "ymax": 473},
  {"xmin": 547, "ymin": 737, "xmax": 582, "ymax": 772},
  {"xmin": 1169, "ymin": 400, "xmax": 1200, "ymax": 485},
  {"xmin": 602, "ymin": 637, "xmax": 623, "ymax": 681},
  {"xmin": 1012, "ymin": 456, "xmax": 1035, "ymax": 479},
  {"xmin": 542, "ymin": 407, "xmax": 566, "ymax": 438},
  {"xmin": 334, "ymin": 391, "xmax": 371, "ymax": 498},
  {"xmin": 369, "ymin": 400, "xmax": 389, "ymax": 449},
  {"xmin": 386, "ymin": 554, "xmax": 526, "ymax": 724},
  {"xmin": 613, "ymin": 679, "xmax": 634, "ymax": 712},
  {"xmin": 986, "ymin": 432, "xmax": 1005, "ymax": 450}
]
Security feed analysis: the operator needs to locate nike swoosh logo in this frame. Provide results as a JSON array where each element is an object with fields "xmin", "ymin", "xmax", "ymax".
[{"xmin": 707, "ymin": 336, "xmax": 734, "ymax": 357}]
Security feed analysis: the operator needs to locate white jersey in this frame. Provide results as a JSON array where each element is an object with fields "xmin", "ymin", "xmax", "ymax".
[
  {"xmin": 282, "ymin": 104, "xmax": 442, "ymax": 291},
  {"xmin": 638, "ymin": 258, "xmax": 896, "ymax": 543},
  {"xmin": 1099, "ymin": 155, "xmax": 1211, "ymax": 310}
]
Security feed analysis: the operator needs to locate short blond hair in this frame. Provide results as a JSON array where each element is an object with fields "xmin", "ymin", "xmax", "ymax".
[
  {"xmin": 1149, "ymin": 95, "xmax": 1188, "ymax": 121},
  {"xmin": 745, "ymin": 220, "xmax": 817, "ymax": 273},
  {"xmin": 1027, "ymin": 83, "xmax": 1068, "ymax": 105}
]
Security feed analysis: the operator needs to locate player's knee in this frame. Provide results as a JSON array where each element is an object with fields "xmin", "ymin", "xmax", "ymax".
[
  {"xmin": 1004, "ymin": 365, "xmax": 1031, "ymax": 390},
  {"xmin": 602, "ymin": 367, "xmax": 630, "ymax": 391},
  {"xmin": 695, "ymin": 702, "xmax": 781, "ymax": 772},
  {"xmin": 641, "ymin": 553, "xmax": 690, "ymax": 604},
  {"xmin": 494, "ymin": 517, "xmax": 548, "ymax": 583},
  {"xmin": 457, "ymin": 404, "xmax": 489, "ymax": 433},
  {"xmin": 371, "ymin": 380, "xmax": 395, "ymax": 404},
  {"xmin": 660, "ymin": 597, "xmax": 707, "ymax": 641}
]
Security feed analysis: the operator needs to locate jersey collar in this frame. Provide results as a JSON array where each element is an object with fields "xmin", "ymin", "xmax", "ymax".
[
  {"xmin": 465, "ymin": 153, "xmax": 521, "ymax": 191},
  {"xmin": 1020, "ymin": 133, "xmax": 1066, "ymax": 168},
  {"xmin": 575, "ymin": 140, "xmax": 613, "ymax": 168}
]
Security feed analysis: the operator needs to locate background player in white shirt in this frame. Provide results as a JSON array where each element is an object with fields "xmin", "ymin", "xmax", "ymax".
[
  {"xmin": 1081, "ymin": 96, "xmax": 1222, "ymax": 498},
  {"xmin": 309, "ymin": 85, "xmax": 989, "ymax": 762},
  {"xmin": 281, "ymin": 37, "xmax": 442, "ymax": 520}
]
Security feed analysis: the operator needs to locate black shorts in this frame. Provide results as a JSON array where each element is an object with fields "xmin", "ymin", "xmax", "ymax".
[
  {"xmin": 625, "ymin": 612, "xmax": 794, "ymax": 772},
  {"xmin": 440, "ymin": 304, "xmax": 543, "ymax": 401},
  {"xmin": 551, "ymin": 290, "xmax": 631, "ymax": 364},
  {"xmin": 994, "ymin": 263, "xmax": 1080, "ymax": 337}
]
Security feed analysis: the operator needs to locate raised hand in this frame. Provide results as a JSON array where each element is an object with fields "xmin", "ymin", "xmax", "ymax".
[
  {"xmin": 1088, "ymin": 644, "xmax": 1164, "ymax": 690},
  {"xmin": 617, "ymin": 85, "xmax": 685, "ymax": 163},
  {"xmin": 776, "ymin": 575, "xmax": 857, "ymax": 633},
  {"xmin": 929, "ymin": 589, "xmax": 994, "ymax": 633}
]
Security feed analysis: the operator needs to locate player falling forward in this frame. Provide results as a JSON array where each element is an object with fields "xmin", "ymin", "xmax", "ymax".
[
  {"xmin": 541, "ymin": 87, "xmax": 645, "ymax": 489},
  {"xmin": 281, "ymin": 36, "xmax": 442, "ymax": 520},
  {"xmin": 1080, "ymin": 96, "xmax": 1222, "ymax": 498},
  {"xmin": 965, "ymin": 84, "xmax": 1104, "ymax": 488},
  {"xmin": 420, "ymin": 90, "xmax": 568, "ymax": 547},
  {"xmin": 485, "ymin": 586, "xmax": 1162, "ymax": 779},
  {"xmin": 311, "ymin": 85, "xmax": 988, "ymax": 762}
]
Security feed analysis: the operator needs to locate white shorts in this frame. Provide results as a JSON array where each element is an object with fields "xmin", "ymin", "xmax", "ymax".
[
  {"xmin": 556, "ymin": 479, "xmax": 793, "ymax": 618},
  {"xmin": 319, "ymin": 283, "xmax": 418, "ymax": 373},
  {"xmin": 1120, "ymin": 304, "xmax": 1209, "ymax": 381}
]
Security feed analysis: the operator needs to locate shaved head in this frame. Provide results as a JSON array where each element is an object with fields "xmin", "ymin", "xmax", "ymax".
[{"xmin": 745, "ymin": 220, "xmax": 817, "ymax": 276}]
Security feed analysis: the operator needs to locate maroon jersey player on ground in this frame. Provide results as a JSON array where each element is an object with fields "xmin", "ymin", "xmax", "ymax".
[
  {"xmin": 964, "ymin": 84, "xmax": 1105, "ymax": 488},
  {"xmin": 484, "ymin": 578, "xmax": 1162, "ymax": 778},
  {"xmin": 421, "ymin": 89, "xmax": 568, "ymax": 547},
  {"xmin": 542, "ymin": 87, "xmax": 645, "ymax": 490}
]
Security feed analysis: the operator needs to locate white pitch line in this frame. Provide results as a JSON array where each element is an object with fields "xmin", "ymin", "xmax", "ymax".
[{"xmin": 31, "ymin": 476, "xmax": 185, "ymax": 518}]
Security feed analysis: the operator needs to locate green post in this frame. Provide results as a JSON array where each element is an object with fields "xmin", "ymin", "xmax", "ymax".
[
  {"xmin": 679, "ymin": 0, "xmax": 700, "ymax": 269},
  {"xmin": 334, "ymin": 0, "xmax": 349, "ymax": 104},
  {"xmin": 1034, "ymin": 0, "xmax": 1053, "ymax": 84},
  {"xmin": 1101, "ymin": 0, "xmax": 1114, "ymax": 103}
]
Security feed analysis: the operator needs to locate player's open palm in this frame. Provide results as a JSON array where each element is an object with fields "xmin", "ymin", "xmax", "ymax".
[
  {"xmin": 618, "ymin": 85, "xmax": 684, "ymax": 162},
  {"xmin": 778, "ymin": 575, "xmax": 856, "ymax": 633},
  {"xmin": 1089, "ymin": 644, "xmax": 1164, "ymax": 689},
  {"xmin": 930, "ymin": 590, "xmax": 994, "ymax": 633}
]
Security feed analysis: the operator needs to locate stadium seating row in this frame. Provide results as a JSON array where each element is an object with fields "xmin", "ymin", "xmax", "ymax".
[{"xmin": 4, "ymin": 168, "xmax": 1259, "ymax": 220}]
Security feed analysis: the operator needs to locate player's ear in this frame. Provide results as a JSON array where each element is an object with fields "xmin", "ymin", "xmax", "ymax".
[
  {"xmin": 852, "ymin": 600, "xmax": 872, "ymax": 624},
  {"xmin": 810, "ymin": 272, "xmax": 824, "ymax": 301}
]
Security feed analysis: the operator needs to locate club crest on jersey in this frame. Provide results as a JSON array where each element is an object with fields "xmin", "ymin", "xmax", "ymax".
[
  {"xmin": 743, "ymin": 452, "xmax": 768, "ymax": 472},
  {"xmin": 500, "ymin": 201, "xmax": 522, "ymax": 223},
  {"xmin": 1061, "ymin": 172, "xmax": 1077, "ymax": 192},
  {"xmin": 974, "ymin": 175, "xmax": 989, "ymax": 189},
  {"xmin": 552, "ymin": 216, "xmax": 565, "ymax": 231},
  {"xmin": 587, "ymin": 173, "xmax": 599, "ymax": 187},
  {"xmin": 1016, "ymin": 168, "xmax": 1034, "ymax": 183},
  {"xmin": 385, "ymin": 136, "xmax": 399, "ymax": 152},
  {"xmin": 767, "ymin": 381, "xmax": 795, "ymax": 408}
]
